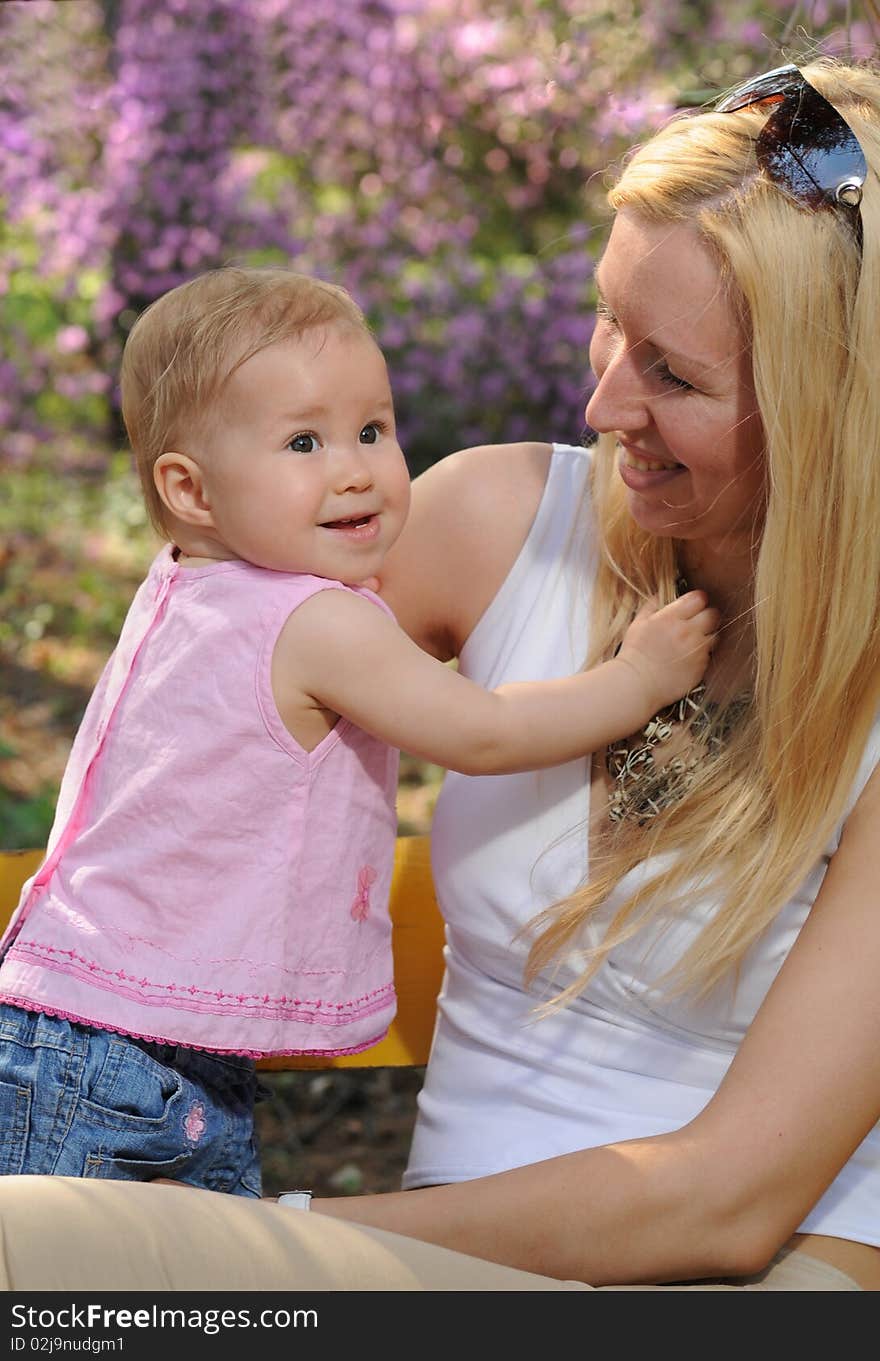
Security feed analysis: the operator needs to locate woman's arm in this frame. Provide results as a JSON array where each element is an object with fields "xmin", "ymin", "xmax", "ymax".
[
  {"xmin": 378, "ymin": 442, "xmax": 554, "ymax": 658},
  {"xmin": 313, "ymin": 763, "xmax": 880, "ymax": 1286}
]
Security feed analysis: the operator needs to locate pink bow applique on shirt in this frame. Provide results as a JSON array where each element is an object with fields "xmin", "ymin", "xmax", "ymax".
[{"xmin": 351, "ymin": 865, "xmax": 377, "ymax": 922}]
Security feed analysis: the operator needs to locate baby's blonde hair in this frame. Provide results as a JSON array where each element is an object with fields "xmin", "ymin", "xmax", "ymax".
[
  {"xmin": 121, "ymin": 267, "xmax": 369, "ymax": 536},
  {"xmin": 527, "ymin": 58, "xmax": 880, "ymax": 1002}
]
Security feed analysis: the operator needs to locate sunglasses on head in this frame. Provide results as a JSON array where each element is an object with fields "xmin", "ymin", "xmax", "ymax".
[{"xmin": 716, "ymin": 64, "xmax": 867, "ymax": 249}]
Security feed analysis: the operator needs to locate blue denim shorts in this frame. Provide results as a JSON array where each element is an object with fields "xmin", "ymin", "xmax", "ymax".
[{"xmin": 0, "ymin": 1003, "xmax": 262, "ymax": 1196}]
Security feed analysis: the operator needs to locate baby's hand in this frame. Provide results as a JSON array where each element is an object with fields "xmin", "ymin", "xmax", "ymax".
[{"xmin": 616, "ymin": 591, "xmax": 719, "ymax": 713}]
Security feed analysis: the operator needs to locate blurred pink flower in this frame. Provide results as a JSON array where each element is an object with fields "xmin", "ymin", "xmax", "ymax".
[
  {"xmin": 54, "ymin": 325, "xmax": 89, "ymax": 355},
  {"xmin": 451, "ymin": 20, "xmax": 502, "ymax": 60}
]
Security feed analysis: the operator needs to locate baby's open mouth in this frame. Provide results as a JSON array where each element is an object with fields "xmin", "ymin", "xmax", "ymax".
[{"xmin": 321, "ymin": 514, "xmax": 375, "ymax": 529}]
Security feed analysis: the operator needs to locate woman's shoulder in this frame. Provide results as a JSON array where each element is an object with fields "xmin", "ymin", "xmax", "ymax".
[
  {"xmin": 419, "ymin": 439, "xmax": 555, "ymax": 496},
  {"xmin": 427, "ymin": 440, "xmax": 591, "ymax": 515},
  {"xmin": 382, "ymin": 442, "xmax": 561, "ymax": 658},
  {"xmin": 410, "ymin": 440, "xmax": 592, "ymax": 541}
]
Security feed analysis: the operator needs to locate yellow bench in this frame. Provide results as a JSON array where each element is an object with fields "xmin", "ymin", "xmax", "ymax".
[{"xmin": 0, "ymin": 835, "xmax": 444, "ymax": 1069}]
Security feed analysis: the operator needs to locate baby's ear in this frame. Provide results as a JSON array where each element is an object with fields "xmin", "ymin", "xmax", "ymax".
[{"xmin": 153, "ymin": 452, "xmax": 215, "ymax": 527}]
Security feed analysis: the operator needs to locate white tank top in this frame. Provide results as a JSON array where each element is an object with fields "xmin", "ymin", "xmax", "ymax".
[{"xmin": 405, "ymin": 443, "xmax": 880, "ymax": 1247}]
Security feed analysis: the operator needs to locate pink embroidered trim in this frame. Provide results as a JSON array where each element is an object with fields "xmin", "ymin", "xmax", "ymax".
[
  {"xmin": 0, "ymin": 997, "xmax": 392, "ymax": 1059},
  {"xmin": 8, "ymin": 938, "xmax": 393, "ymax": 1018}
]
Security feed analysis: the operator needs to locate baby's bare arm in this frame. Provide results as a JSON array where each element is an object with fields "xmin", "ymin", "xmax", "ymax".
[{"xmin": 273, "ymin": 588, "xmax": 716, "ymax": 775}]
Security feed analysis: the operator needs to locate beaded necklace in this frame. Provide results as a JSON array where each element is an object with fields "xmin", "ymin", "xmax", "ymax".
[
  {"xmin": 605, "ymin": 687, "xmax": 749, "ymax": 824},
  {"xmin": 605, "ymin": 582, "xmax": 750, "ymax": 825}
]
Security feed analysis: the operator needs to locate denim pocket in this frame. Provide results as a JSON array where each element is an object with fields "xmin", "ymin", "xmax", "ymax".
[
  {"xmin": 81, "ymin": 1036, "xmax": 183, "ymax": 1128},
  {"xmin": 79, "ymin": 1039, "xmax": 194, "ymax": 1180},
  {"xmin": 73, "ymin": 1035, "xmax": 261, "ymax": 1191},
  {"xmin": 0, "ymin": 1079, "xmax": 31, "ymax": 1175}
]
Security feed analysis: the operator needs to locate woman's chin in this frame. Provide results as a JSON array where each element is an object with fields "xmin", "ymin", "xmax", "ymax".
[{"xmin": 623, "ymin": 491, "xmax": 693, "ymax": 538}]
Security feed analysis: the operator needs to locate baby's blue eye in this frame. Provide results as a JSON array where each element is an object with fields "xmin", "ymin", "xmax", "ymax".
[
  {"xmin": 359, "ymin": 423, "xmax": 381, "ymax": 444},
  {"xmin": 287, "ymin": 433, "xmax": 319, "ymax": 454}
]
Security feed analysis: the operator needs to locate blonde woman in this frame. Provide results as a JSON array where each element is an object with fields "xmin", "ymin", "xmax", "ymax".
[{"xmin": 302, "ymin": 57, "xmax": 880, "ymax": 1291}]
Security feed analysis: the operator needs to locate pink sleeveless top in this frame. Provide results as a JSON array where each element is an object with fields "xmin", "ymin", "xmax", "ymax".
[{"xmin": 0, "ymin": 547, "xmax": 398, "ymax": 1056}]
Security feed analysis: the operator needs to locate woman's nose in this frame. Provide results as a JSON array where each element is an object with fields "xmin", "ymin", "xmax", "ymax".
[{"xmin": 585, "ymin": 349, "xmax": 649, "ymax": 435}]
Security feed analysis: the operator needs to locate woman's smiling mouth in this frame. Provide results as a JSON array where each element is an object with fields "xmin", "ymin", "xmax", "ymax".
[{"xmin": 618, "ymin": 444, "xmax": 684, "ymax": 490}]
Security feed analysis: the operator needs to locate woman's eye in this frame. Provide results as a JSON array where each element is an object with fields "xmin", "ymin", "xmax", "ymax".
[
  {"xmin": 595, "ymin": 297, "xmax": 618, "ymax": 327},
  {"xmin": 359, "ymin": 422, "xmax": 383, "ymax": 444},
  {"xmin": 654, "ymin": 363, "xmax": 694, "ymax": 392},
  {"xmin": 287, "ymin": 433, "xmax": 319, "ymax": 454}
]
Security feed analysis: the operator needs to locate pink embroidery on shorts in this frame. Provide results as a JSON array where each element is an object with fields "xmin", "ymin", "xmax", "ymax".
[
  {"xmin": 183, "ymin": 1101, "xmax": 207, "ymax": 1145},
  {"xmin": 351, "ymin": 865, "xmax": 377, "ymax": 922}
]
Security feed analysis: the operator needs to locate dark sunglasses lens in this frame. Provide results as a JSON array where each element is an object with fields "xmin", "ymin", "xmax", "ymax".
[{"xmin": 757, "ymin": 85, "xmax": 867, "ymax": 209}]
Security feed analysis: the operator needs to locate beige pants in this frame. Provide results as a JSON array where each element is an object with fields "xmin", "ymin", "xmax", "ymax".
[{"xmin": 0, "ymin": 1176, "xmax": 860, "ymax": 1291}]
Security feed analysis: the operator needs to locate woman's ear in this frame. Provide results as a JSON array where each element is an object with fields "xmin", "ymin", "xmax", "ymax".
[{"xmin": 153, "ymin": 452, "xmax": 215, "ymax": 528}]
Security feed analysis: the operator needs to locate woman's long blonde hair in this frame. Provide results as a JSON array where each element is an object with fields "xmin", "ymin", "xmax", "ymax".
[{"xmin": 526, "ymin": 58, "xmax": 880, "ymax": 1003}]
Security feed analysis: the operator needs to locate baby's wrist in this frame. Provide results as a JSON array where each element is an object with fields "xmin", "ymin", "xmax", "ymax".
[{"xmin": 608, "ymin": 653, "xmax": 660, "ymax": 725}]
